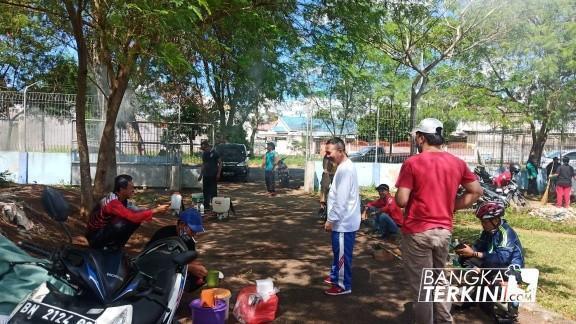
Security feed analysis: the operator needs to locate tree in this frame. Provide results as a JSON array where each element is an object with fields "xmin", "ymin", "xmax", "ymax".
[
  {"xmin": 1, "ymin": 0, "xmax": 213, "ymax": 215},
  {"xmin": 321, "ymin": 0, "xmax": 501, "ymax": 153},
  {"xmin": 456, "ymin": 0, "xmax": 576, "ymax": 163},
  {"xmin": 192, "ymin": 1, "xmax": 298, "ymax": 141}
]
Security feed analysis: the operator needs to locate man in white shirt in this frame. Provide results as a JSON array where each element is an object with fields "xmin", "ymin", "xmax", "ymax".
[{"xmin": 323, "ymin": 137, "xmax": 361, "ymax": 295}]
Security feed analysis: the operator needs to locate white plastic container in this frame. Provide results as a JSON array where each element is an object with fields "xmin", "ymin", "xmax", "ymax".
[
  {"xmin": 256, "ymin": 278, "xmax": 275, "ymax": 302},
  {"xmin": 170, "ymin": 192, "xmax": 182, "ymax": 211}
]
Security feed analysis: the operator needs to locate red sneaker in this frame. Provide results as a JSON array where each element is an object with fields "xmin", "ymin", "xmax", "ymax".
[
  {"xmin": 323, "ymin": 276, "xmax": 333, "ymax": 285},
  {"xmin": 324, "ymin": 286, "xmax": 351, "ymax": 296}
]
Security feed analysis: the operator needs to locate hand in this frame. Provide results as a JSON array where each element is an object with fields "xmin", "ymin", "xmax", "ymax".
[
  {"xmin": 153, "ymin": 204, "xmax": 170, "ymax": 214},
  {"xmin": 361, "ymin": 211, "xmax": 368, "ymax": 221},
  {"xmin": 187, "ymin": 260, "xmax": 208, "ymax": 278},
  {"xmin": 324, "ymin": 221, "xmax": 333, "ymax": 232},
  {"xmin": 455, "ymin": 244, "xmax": 475, "ymax": 258}
]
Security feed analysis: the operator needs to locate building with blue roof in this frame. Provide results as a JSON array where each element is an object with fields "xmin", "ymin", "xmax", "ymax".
[{"xmin": 255, "ymin": 116, "xmax": 358, "ymax": 155}]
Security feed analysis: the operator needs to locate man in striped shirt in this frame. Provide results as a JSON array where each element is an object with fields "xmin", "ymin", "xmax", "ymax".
[{"xmin": 86, "ymin": 174, "xmax": 170, "ymax": 250}]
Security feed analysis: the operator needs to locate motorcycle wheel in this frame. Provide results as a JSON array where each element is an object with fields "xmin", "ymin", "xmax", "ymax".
[{"xmin": 512, "ymin": 193, "xmax": 527, "ymax": 207}]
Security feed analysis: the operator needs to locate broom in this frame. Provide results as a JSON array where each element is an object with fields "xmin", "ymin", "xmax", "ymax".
[{"xmin": 540, "ymin": 166, "xmax": 555, "ymax": 205}]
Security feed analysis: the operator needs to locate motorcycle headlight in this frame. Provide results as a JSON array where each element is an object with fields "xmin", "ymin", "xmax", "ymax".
[
  {"xmin": 236, "ymin": 161, "xmax": 246, "ymax": 167},
  {"xmin": 97, "ymin": 305, "xmax": 132, "ymax": 324}
]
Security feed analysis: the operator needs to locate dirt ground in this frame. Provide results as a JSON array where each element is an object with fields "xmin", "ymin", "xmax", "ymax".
[{"xmin": 0, "ymin": 170, "xmax": 574, "ymax": 324}]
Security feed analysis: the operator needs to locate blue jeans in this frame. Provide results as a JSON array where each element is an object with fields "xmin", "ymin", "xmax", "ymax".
[{"xmin": 367, "ymin": 208, "xmax": 399, "ymax": 238}]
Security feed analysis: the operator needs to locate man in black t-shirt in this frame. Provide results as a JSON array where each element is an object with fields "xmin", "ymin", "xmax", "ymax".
[
  {"xmin": 198, "ymin": 140, "xmax": 222, "ymax": 213},
  {"xmin": 148, "ymin": 208, "xmax": 208, "ymax": 291}
]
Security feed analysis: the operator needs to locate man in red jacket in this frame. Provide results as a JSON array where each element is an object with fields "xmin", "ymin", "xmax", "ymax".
[
  {"xmin": 86, "ymin": 174, "xmax": 170, "ymax": 250},
  {"xmin": 361, "ymin": 184, "xmax": 403, "ymax": 240}
]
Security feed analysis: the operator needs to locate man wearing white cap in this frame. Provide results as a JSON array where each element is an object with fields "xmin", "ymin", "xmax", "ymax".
[{"xmin": 395, "ymin": 118, "xmax": 483, "ymax": 324}]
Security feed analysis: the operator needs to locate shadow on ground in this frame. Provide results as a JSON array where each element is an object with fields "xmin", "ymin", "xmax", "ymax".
[{"xmin": 0, "ymin": 173, "xmax": 565, "ymax": 323}]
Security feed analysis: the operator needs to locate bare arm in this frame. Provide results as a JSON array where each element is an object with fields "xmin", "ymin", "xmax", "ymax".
[
  {"xmin": 198, "ymin": 163, "xmax": 204, "ymax": 180},
  {"xmin": 395, "ymin": 187, "xmax": 411, "ymax": 208},
  {"xmin": 216, "ymin": 158, "xmax": 222, "ymax": 180},
  {"xmin": 455, "ymin": 180, "xmax": 483, "ymax": 210}
]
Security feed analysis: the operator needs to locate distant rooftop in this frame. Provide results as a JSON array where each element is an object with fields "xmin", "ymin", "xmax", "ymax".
[{"xmin": 272, "ymin": 116, "xmax": 357, "ymax": 134}]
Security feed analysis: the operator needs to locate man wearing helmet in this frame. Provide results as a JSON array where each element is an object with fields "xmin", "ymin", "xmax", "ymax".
[
  {"xmin": 455, "ymin": 201, "xmax": 524, "ymax": 322},
  {"xmin": 455, "ymin": 201, "xmax": 524, "ymax": 270},
  {"xmin": 395, "ymin": 118, "xmax": 483, "ymax": 324},
  {"xmin": 553, "ymin": 156, "xmax": 575, "ymax": 208}
]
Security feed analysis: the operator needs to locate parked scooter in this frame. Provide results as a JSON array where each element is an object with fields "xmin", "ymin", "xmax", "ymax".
[
  {"xmin": 7, "ymin": 187, "xmax": 197, "ymax": 324},
  {"xmin": 473, "ymin": 165, "xmax": 526, "ymax": 208},
  {"xmin": 277, "ymin": 157, "xmax": 290, "ymax": 187}
]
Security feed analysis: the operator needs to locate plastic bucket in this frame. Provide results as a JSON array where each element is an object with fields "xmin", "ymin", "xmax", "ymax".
[
  {"xmin": 213, "ymin": 288, "xmax": 232, "ymax": 320},
  {"xmin": 189, "ymin": 299, "xmax": 226, "ymax": 324}
]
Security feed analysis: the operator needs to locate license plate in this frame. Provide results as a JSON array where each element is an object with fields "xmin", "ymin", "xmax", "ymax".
[{"xmin": 10, "ymin": 301, "xmax": 95, "ymax": 324}]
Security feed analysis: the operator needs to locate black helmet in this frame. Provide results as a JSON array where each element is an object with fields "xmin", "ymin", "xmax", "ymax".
[
  {"xmin": 375, "ymin": 184, "xmax": 389, "ymax": 192},
  {"xmin": 510, "ymin": 164, "xmax": 521, "ymax": 175}
]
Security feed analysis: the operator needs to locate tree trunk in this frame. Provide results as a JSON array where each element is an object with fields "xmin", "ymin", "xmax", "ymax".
[
  {"xmin": 529, "ymin": 120, "xmax": 548, "ymax": 166},
  {"xmin": 409, "ymin": 75, "xmax": 426, "ymax": 155},
  {"xmin": 92, "ymin": 69, "xmax": 130, "ymax": 200},
  {"xmin": 249, "ymin": 108, "xmax": 260, "ymax": 158},
  {"xmin": 64, "ymin": 0, "xmax": 93, "ymax": 219}
]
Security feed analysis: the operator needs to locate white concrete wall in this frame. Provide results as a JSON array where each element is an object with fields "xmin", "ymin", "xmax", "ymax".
[
  {"xmin": 311, "ymin": 161, "xmax": 403, "ymax": 191},
  {"xmin": 0, "ymin": 151, "xmax": 21, "ymax": 183},
  {"xmin": 0, "ymin": 150, "xmax": 201, "ymax": 189},
  {"xmin": 28, "ymin": 152, "xmax": 71, "ymax": 185}
]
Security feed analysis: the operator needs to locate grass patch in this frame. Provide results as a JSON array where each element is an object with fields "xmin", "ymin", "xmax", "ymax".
[
  {"xmin": 248, "ymin": 155, "xmax": 307, "ymax": 168},
  {"xmin": 182, "ymin": 153, "xmax": 202, "ymax": 165},
  {"xmin": 519, "ymin": 230, "xmax": 576, "ymax": 319},
  {"xmin": 454, "ymin": 210, "xmax": 576, "ymax": 235},
  {"xmin": 453, "ymin": 216, "xmax": 576, "ymax": 320}
]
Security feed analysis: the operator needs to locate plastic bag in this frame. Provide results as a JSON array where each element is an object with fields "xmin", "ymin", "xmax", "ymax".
[{"xmin": 233, "ymin": 285, "xmax": 279, "ymax": 324}]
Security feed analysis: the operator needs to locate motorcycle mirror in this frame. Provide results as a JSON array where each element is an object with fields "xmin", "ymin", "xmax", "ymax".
[{"xmin": 42, "ymin": 187, "xmax": 70, "ymax": 222}]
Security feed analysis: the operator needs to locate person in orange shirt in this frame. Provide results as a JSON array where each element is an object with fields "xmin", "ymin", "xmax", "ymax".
[{"xmin": 361, "ymin": 184, "xmax": 403, "ymax": 240}]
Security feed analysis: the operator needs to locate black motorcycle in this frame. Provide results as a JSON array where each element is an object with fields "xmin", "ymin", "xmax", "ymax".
[
  {"xmin": 7, "ymin": 187, "xmax": 197, "ymax": 324},
  {"xmin": 277, "ymin": 157, "xmax": 290, "ymax": 187}
]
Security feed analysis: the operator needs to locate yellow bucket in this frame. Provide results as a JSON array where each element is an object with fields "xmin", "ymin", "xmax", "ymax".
[{"xmin": 212, "ymin": 288, "xmax": 232, "ymax": 320}]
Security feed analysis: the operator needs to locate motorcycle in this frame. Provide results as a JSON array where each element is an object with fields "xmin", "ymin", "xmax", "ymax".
[
  {"xmin": 277, "ymin": 157, "xmax": 290, "ymax": 187},
  {"xmin": 7, "ymin": 187, "xmax": 197, "ymax": 324},
  {"xmin": 473, "ymin": 165, "xmax": 526, "ymax": 208}
]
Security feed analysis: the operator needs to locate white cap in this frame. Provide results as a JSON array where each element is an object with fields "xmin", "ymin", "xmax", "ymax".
[{"xmin": 411, "ymin": 118, "xmax": 443, "ymax": 135}]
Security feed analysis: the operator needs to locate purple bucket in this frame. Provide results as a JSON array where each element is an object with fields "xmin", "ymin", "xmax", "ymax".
[{"xmin": 189, "ymin": 299, "xmax": 226, "ymax": 324}]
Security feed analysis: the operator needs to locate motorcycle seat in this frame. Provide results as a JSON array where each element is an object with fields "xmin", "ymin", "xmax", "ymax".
[{"xmin": 131, "ymin": 250, "xmax": 185, "ymax": 323}]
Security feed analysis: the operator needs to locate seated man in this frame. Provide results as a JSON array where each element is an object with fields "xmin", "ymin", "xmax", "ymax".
[
  {"xmin": 455, "ymin": 201, "xmax": 525, "ymax": 321},
  {"xmin": 361, "ymin": 184, "xmax": 403, "ymax": 240},
  {"xmin": 456, "ymin": 201, "xmax": 524, "ymax": 270},
  {"xmin": 86, "ymin": 174, "xmax": 170, "ymax": 250},
  {"xmin": 148, "ymin": 208, "xmax": 208, "ymax": 292}
]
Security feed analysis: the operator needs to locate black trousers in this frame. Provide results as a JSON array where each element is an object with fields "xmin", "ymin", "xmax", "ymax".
[
  {"xmin": 265, "ymin": 170, "xmax": 275, "ymax": 193},
  {"xmin": 202, "ymin": 176, "xmax": 218, "ymax": 210},
  {"xmin": 86, "ymin": 217, "xmax": 140, "ymax": 251},
  {"xmin": 527, "ymin": 178, "xmax": 538, "ymax": 195}
]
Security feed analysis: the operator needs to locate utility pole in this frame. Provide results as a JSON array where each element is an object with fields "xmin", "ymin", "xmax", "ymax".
[{"xmin": 22, "ymin": 81, "xmax": 41, "ymax": 151}]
